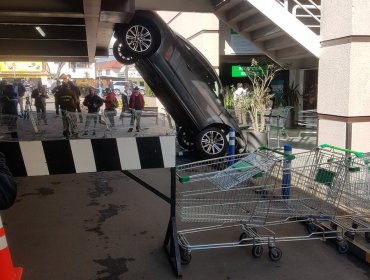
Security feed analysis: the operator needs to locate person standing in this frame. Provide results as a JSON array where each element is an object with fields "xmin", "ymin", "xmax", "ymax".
[
  {"xmin": 82, "ymin": 87, "xmax": 103, "ymax": 136},
  {"xmin": 31, "ymin": 81, "xmax": 48, "ymax": 125},
  {"xmin": 128, "ymin": 86, "xmax": 144, "ymax": 132},
  {"xmin": 1, "ymin": 84, "xmax": 19, "ymax": 138},
  {"xmin": 66, "ymin": 74, "xmax": 83, "ymax": 123},
  {"xmin": 103, "ymin": 88, "xmax": 118, "ymax": 128},
  {"xmin": 52, "ymin": 80, "xmax": 62, "ymax": 117},
  {"xmin": 121, "ymin": 85, "xmax": 130, "ymax": 112},
  {"xmin": 233, "ymin": 83, "xmax": 246, "ymax": 124},
  {"xmin": 0, "ymin": 152, "xmax": 17, "ymax": 210},
  {"xmin": 14, "ymin": 79, "xmax": 26, "ymax": 118},
  {"xmin": 56, "ymin": 74, "xmax": 79, "ymax": 139},
  {"xmin": 23, "ymin": 77, "xmax": 34, "ymax": 103},
  {"xmin": 119, "ymin": 85, "xmax": 130, "ymax": 121}
]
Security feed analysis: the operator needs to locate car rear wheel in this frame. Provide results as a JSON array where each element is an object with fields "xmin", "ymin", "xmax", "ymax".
[
  {"xmin": 196, "ymin": 127, "xmax": 228, "ymax": 158},
  {"xmin": 113, "ymin": 40, "xmax": 138, "ymax": 65},
  {"xmin": 118, "ymin": 19, "xmax": 160, "ymax": 58}
]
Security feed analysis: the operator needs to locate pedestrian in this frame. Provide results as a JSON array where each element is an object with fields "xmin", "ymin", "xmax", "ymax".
[
  {"xmin": 1, "ymin": 84, "xmax": 19, "ymax": 138},
  {"xmin": 119, "ymin": 85, "xmax": 130, "ymax": 121},
  {"xmin": 56, "ymin": 74, "xmax": 79, "ymax": 139},
  {"xmin": 31, "ymin": 81, "xmax": 48, "ymax": 125},
  {"xmin": 103, "ymin": 88, "xmax": 118, "ymax": 127},
  {"xmin": 0, "ymin": 152, "xmax": 17, "ymax": 210},
  {"xmin": 14, "ymin": 79, "xmax": 26, "ymax": 118},
  {"xmin": 82, "ymin": 87, "xmax": 103, "ymax": 136},
  {"xmin": 66, "ymin": 74, "xmax": 83, "ymax": 123},
  {"xmin": 233, "ymin": 83, "xmax": 246, "ymax": 124},
  {"xmin": 24, "ymin": 96, "xmax": 31, "ymax": 120},
  {"xmin": 109, "ymin": 79, "xmax": 114, "ymax": 91},
  {"xmin": 128, "ymin": 86, "xmax": 144, "ymax": 132},
  {"xmin": 122, "ymin": 85, "xmax": 130, "ymax": 112},
  {"xmin": 52, "ymin": 80, "xmax": 62, "ymax": 117},
  {"xmin": 23, "ymin": 77, "xmax": 34, "ymax": 103},
  {"xmin": 0, "ymin": 80, "xmax": 7, "ymax": 114}
]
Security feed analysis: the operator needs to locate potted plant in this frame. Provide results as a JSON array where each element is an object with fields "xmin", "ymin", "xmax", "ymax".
[{"xmin": 238, "ymin": 58, "xmax": 283, "ymax": 150}]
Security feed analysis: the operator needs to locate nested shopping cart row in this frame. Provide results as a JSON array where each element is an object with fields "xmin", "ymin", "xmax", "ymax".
[{"xmin": 175, "ymin": 145, "xmax": 369, "ymax": 264}]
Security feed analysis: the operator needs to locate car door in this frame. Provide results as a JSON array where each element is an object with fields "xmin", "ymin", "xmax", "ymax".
[{"xmin": 171, "ymin": 36, "xmax": 224, "ymax": 130}]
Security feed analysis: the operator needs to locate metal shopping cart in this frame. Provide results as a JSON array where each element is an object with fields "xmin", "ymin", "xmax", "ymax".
[
  {"xmin": 317, "ymin": 145, "xmax": 370, "ymax": 243},
  {"xmin": 175, "ymin": 146, "xmax": 351, "ymax": 264}
]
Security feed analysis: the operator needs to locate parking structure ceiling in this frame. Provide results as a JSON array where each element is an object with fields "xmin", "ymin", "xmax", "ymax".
[
  {"xmin": 0, "ymin": 0, "xmax": 135, "ymax": 62},
  {"xmin": 0, "ymin": 0, "xmax": 216, "ymax": 63}
]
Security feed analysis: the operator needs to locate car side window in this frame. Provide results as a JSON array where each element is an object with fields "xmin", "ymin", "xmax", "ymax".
[{"xmin": 181, "ymin": 40, "xmax": 222, "ymax": 99}]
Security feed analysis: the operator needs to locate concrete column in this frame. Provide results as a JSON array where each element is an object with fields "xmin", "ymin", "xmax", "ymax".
[{"xmin": 318, "ymin": 0, "xmax": 370, "ymax": 151}]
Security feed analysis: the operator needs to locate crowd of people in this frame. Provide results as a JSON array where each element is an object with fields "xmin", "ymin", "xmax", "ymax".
[{"xmin": 0, "ymin": 75, "xmax": 145, "ymax": 139}]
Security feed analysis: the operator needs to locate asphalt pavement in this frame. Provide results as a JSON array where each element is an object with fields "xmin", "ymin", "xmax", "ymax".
[
  {"xmin": 1, "ymin": 168, "xmax": 369, "ymax": 280},
  {"xmin": 0, "ymin": 97, "xmax": 369, "ymax": 280}
]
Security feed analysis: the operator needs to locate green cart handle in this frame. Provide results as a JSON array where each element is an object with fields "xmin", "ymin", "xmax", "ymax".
[
  {"xmin": 319, "ymin": 144, "xmax": 364, "ymax": 158},
  {"xmin": 258, "ymin": 146, "xmax": 295, "ymax": 160}
]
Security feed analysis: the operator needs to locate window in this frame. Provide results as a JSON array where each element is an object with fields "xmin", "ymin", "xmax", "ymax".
[
  {"xmin": 106, "ymin": 69, "xmax": 111, "ymax": 75},
  {"xmin": 181, "ymin": 38, "xmax": 222, "ymax": 98},
  {"xmin": 76, "ymin": 62, "xmax": 89, "ymax": 68}
]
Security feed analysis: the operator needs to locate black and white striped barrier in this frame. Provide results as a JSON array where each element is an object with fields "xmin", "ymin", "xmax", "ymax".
[{"xmin": 0, "ymin": 136, "xmax": 176, "ymax": 176}]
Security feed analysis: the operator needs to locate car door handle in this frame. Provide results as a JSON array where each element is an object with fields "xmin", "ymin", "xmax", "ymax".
[{"xmin": 186, "ymin": 63, "xmax": 192, "ymax": 72}]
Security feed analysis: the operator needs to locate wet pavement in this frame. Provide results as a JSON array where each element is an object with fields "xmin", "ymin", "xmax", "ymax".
[{"xmin": 1, "ymin": 169, "xmax": 369, "ymax": 280}]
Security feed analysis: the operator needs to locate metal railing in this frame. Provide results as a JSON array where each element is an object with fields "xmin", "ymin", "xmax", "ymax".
[{"xmin": 276, "ymin": 0, "xmax": 321, "ymax": 32}]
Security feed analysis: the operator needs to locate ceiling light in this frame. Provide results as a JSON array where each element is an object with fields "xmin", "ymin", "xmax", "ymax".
[{"xmin": 35, "ymin": 26, "xmax": 46, "ymax": 37}]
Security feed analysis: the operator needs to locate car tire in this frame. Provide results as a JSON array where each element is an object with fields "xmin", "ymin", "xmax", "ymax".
[
  {"xmin": 177, "ymin": 127, "xmax": 196, "ymax": 151},
  {"xmin": 113, "ymin": 40, "xmax": 138, "ymax": 65},
  {"xmin": 118, "ymin": 19, "xmax": 160, "ymax": 58},
  {"xmin": 195, "ymin": 127, "xmax": 228, "ymax": 158}
]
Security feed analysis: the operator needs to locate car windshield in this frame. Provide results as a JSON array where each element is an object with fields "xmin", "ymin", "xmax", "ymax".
[{"xmin": 181, "ymin": 38, "xmax": 223, "ymax": 98}]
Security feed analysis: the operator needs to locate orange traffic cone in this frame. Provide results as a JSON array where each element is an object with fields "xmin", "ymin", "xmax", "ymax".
[{"xmin": 0, "ymin": 216, "xmax": 23, "ymax": 280}]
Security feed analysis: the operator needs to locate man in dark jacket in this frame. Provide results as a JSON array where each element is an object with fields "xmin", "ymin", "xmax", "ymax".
[
  {"xmin": 128, "ymin": 86, "xmax": 144, "ymax": 132},
  {"xmin": 0, "ymin": 153, "xmax": 17, "ymax": 210},
  {"xmin": 2, "ymin": 84, "xmax": 19, "ymax": 138},
  {"xmin": 82, "ymin": 87, "xmax": 103, "ymax": 135},
  {"xmin": 56, "ymin": 74, "xmax": 79, "ymax": 139}
]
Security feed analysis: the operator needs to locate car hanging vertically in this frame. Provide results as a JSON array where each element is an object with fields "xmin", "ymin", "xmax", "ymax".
[{"xmin": 113, "ymin": 10, "xmax": 245, "ymax": 158}]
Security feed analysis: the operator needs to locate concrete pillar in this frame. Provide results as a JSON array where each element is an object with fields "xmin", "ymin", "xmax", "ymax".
[{"xmin": 318, "ymin": 0, "xmax": 370, "ymax": 151}]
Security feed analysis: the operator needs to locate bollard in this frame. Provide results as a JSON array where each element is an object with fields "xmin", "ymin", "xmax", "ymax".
[
  {"xmin": 228, "ymin": 128, "xmax": 235, "ymax": 166},
  {"xmin": 0, "ymin": 216, "xmax": 23, "ymax": 280},
  {"xmin": 282, "ymin": 144, "xmax": 292, "ymax": 199}
]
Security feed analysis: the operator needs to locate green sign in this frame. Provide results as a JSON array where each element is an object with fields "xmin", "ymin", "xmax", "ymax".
[{"xmin": 231, "ymin": 65, "xmax": 265, "ymax": 77}]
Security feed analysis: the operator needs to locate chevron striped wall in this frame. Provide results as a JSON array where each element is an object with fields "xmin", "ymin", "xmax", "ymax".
[{"xmin": 0, "ymin": 136, "xmax": 176, "ymax": 176}]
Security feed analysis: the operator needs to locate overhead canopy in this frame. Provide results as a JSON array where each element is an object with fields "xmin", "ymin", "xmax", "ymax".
[
  {"xmin": 0, "ymin": 0, "xmax": 136, "ymax": 63},
  {"xmin": 0, "ymin": 0, "xmax": 220, "ymax": 63}
]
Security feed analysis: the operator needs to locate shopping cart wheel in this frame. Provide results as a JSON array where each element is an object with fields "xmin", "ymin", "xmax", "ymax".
[
  {"xmin": 179, "ymin": 247, "xmax": 192, "ymax": 265},
  {"xmin": 252, "ymin": 245, "xmax": 263, "ymax": 258},
  {"xmin": 306, "ymin": 222, "xmax": 317, "ymax": 234},
  {"xmin": 269, "ymin": 247, "xmax": 282, "ymax": 261},
  {"xmin": 336, "ymin": 240, "xmax": 349, "ymax": 254},
  {"xmin": 365, "ymin": 232, "xmax": 370, "ymax": 243}
]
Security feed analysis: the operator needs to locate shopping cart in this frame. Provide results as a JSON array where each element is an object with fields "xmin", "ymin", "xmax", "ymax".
[
  {"xmin": 175, "ymin": 146, "xmax": 352, "ymax": 264},
  {"xmin": 317, "ymin": 145, "xmax": 370, "ymax": 243}
]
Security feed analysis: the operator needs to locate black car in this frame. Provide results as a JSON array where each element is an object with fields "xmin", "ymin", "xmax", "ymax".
[{"xmin": 113, "ymin": 10, "xmax": 245, "ymax": 158}]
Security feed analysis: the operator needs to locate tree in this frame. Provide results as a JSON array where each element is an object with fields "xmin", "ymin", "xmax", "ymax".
[{"xmin": 239, "ymin": 58, "xmax": 283, "ymax": 132}]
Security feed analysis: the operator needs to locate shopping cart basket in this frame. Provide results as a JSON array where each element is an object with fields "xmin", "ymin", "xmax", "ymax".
[
  {"xmin": 318, "ymin": 145, "xmax": 370, "ymax": 243},
  {"xmin": 175, "ymin": 146, "xmax": 355, "ymax": 264}
]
